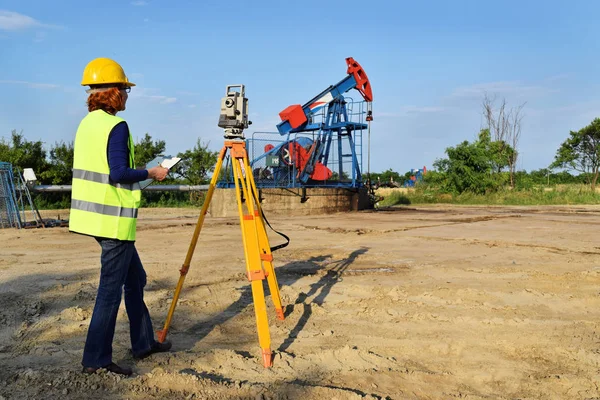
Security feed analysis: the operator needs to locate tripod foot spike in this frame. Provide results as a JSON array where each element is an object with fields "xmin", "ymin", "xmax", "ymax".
[
  {"xmin": 262, "ymin": 349, "xmax": 273, "ymax": 368},
  {"xmin": 275, "ymin": 308, "xmax": 285, "ymax": 320},
  {"xmin": 156, "ymin": 329, "xmax": 167, "ymax": 343}
]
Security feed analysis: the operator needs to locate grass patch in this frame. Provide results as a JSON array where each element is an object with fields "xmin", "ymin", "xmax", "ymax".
[
  {"xmin": 377, "ymin": 185, "xmax": 600, "ymax": 206},
  {"xmin": 377, "ymin": 191, "xmax": 411, "ymax": 207}
]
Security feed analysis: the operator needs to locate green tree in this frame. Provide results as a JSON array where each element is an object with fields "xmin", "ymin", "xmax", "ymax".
[
  {"xmin": 550, "ymin": 118, "xmax": 600, "ymax": 190},
  {"xmin": 433, "ymin": 129, "xmax": 512, "ymax": 194},
  {"xmin": 482, "ymin": 94, "xmax": 525, "ymax": 188},
  {"xmin": 422, "ymin": 169, "xmax": 447, "ymax": 187},
  {"xmin": 528, "ymin": 168, "xmax": 551, "ymax": 185},
  {"xmin": 0, "ymin": 130, "xmax": 48, "ymax": 175},
  {"xmin": 370, "ymin": 168, "xmax": 402, "ymax": 187},
  {"xmin": 176, "ymin": 139, "xmax": 218, "ymax": 184},
  {"xmin": 40, "ymin": 141, "xmax": 74, "ymax": 184},
  {"xmin": 134, "ymin": 133, "xmax": 166, "ymax": 165}
]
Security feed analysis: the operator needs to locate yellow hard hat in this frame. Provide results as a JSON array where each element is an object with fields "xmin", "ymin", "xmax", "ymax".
[{"xmin": 81, "ymin": 57, "xmax": 136, "ymax": 87}]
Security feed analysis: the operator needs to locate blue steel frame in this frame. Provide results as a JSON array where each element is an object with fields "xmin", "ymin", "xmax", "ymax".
[
  {"xmin": 235, "ymin": 96, "xmax": 368, "ymax": 190},
  {"xmin": 0, "ymin": 162, "xmax": 22, "ymax": 229}
]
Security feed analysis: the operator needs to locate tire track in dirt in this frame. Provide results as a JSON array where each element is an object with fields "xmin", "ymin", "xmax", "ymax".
[
  {"xmin": 530, "ymin": 218, "xmax": 600, "ymax": 226},
  {"xmin": 412, "ymin": 236, "xmax": 600, "ymax": 256},
  {"xmin": 299, "ymin": 214, "xmax": 523, "ymax": 235}
]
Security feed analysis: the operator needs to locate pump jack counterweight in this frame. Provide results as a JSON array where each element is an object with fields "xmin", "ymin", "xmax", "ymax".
[{"xmin": 156, "ymin": 138, "xmax": 285, "ymax": 368}]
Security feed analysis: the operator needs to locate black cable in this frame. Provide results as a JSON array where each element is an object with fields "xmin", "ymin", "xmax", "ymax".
[
  {"xmin": 260, "ymin": 207, "xmax": 290, "ymax": 252},
  {"xmin": 249, "ymin": 184, "xmax": 290, "ymax": 252}
]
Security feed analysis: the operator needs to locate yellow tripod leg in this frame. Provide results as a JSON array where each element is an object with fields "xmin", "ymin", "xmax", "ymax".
[
  {"xmin": 241, "ymin": 156, "xmax": 285, "ymax": 321},
  {"xmin": 157, "ymin": 147, "xmax": 227, "ymax": 343},
  {"xmin": 256, "ymin": 218, "xmax": 285, "ymax": 320},
  {"xmin": 231, "ymin": 149, "xmax": 273, "ymax": 367}
]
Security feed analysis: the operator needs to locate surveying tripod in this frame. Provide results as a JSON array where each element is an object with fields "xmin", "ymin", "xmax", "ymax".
[{"xmin": 156, "ymin": 85, "xmax": 285, "ymax": 368}]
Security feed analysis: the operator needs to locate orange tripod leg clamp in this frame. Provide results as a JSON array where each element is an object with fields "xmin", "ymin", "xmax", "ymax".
[{"xmin": 262, "ymin": 349, "xmax": 273, "ymax": 368}]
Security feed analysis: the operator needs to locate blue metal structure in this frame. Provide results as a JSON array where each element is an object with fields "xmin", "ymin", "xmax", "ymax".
[
  {"xmin": 0, "ymin": 162, "xmax": 21, "ymax": 228},
  {"xmin": 404, "ymin": 167, "xmax": 427, "ymax": 187},
  {"xmin": 238, "ymin": 57, "xmax": 373, "ymax": 190}
]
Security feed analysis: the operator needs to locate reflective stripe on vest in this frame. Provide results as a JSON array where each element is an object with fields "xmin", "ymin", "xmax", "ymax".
[
  {"xmin": 69, "ymin": 110, "xmax": 141, "ymax": 240},
  {"xmin": 71, "ymin": 199, "xmax": 138, "ymax": 218},
  {"xmin": 72, "ymin": 169, "xmax": 141, "ymax": 191}
]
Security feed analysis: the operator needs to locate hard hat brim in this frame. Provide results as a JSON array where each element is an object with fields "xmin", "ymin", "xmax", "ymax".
[{"xmin": 81, "ymin": 81, "xmax": 136, "ymax": 87}]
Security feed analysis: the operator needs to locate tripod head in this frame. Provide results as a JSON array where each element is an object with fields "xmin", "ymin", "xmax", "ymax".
[{"xmin": 218, "ymin": 84, "xmax": 252, "ymax": 139}]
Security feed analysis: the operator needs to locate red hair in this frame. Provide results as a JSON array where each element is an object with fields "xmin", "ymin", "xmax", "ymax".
[{"xmin": 87, "ymin": 87, "xmax": 125, "ymax": 115}]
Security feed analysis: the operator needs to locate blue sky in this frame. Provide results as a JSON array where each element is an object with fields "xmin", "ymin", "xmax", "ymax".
[{"xmin": 1, "ymin": 0, "xmax": 600, "ymax": 174}]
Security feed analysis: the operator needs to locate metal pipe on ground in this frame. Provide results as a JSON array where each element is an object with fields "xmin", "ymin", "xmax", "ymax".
[{"xmin": 31, "ymin": 185, "xmax": 209, "ymax": 192}]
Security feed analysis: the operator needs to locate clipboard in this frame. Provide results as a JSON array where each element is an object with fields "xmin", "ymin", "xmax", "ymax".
[{"xmin": 139, "ymin": 155, "xmax": 182, "ymax": 189}]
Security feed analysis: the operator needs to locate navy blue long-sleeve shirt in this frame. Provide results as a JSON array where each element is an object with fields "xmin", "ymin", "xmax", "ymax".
[{"xmin": 107, "ymin": 122, "xmax": 149, "ymax": 183}]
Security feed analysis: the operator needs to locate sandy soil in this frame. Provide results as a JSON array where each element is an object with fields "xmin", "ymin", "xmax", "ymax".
[{"xmin": 1, "ymin": 205, "xmax": 600, "ymax": 399}]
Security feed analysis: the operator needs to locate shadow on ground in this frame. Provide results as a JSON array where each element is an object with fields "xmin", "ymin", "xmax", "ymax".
[{"xmin": 170, "ymin": 247, "xmax": 369, "ymax": 355}]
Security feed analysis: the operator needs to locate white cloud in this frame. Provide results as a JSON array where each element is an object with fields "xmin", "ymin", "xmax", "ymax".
[
  {"xmin": 375, "ymin": 112, "xmax": 401, "ymax": 118},
  {"xmin": 130, "ymin": 87, "xmax": 177, "ymax": 104},
  {"xmin": 545, "ymin": 74, "xmax": 570, "ymax": 82},
  {"xmin": 0, "ymin": 80, "xmax": 59, "ymax": 89},
  {"xmin": 527, "ymin": 100, "xmax": 600, "ymax": 122},
  {"xmin": 401, "ymin": 106, "xmax": 446, "ymax": 114},
  {"xmin": 449, "ymin": 81, "xmax": 556, "ymax": 99},
  {"xmin": 131, "ymin": 1, "xmax": 148, "ymax": 5},
  {"xmin": 177, "ymin": 91, "xmax": 200, "ymax": 96},
  {"xmin": 141, "ymin": 94, "xmax": 177, "ymax": 104},
  {"xmin": 0, "ymin": 10, "xmax": 62, "ymax": 31},
  {"xmin": 33, "ymin": 31, "xmax": 46, "ymax": 43},
  {"xmin": 376, "ymin": 106, "xmax": 448, "ymax": 118},
  {"xmin": 161, "ymin": 97, "xmax": 177, "ymax": 104}
]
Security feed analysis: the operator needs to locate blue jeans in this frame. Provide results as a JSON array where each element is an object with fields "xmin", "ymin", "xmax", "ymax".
[{"xmin": 82, "ymin": 238, "xmax": 155, "ymax": 368}]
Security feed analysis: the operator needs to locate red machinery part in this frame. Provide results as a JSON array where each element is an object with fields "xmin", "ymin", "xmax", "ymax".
[
  {"xmin": 280, "ymin": 141, "xmax": 332, "ymax": 181},
  {"xmin": 345, "ymin": 57, "xmax": 373, "ymax": 102},
  {"xmin": 310, "ymin": 162, "xmax": 333, "ymax": 181},
  {"xmin": 279, "ymin": 104, "xmax": 307, "ymax": 129}
]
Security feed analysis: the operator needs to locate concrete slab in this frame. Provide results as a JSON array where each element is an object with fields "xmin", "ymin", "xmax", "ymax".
[{"xmin": 208, "ymin": 187, "xmax": 372, "ymax": 217}]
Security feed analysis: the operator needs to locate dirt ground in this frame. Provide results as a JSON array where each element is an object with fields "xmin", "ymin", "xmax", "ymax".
[{"xmin": 1, "ymin": 204, "xmax": 600, "ymax": 399}]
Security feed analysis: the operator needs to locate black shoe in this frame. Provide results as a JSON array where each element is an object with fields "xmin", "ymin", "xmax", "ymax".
[
  {"xmin": 133, "ymin": 340, "xmax": 172, "ymax": 360},
  {"xmin": 82, "ymin": 362, "xmax": 133, "ymax": 376}
]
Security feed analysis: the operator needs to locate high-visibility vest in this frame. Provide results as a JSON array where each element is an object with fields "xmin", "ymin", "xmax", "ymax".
[{"xmin": 69, "ymin": 110, "xmax": 141, "ymax": 240}]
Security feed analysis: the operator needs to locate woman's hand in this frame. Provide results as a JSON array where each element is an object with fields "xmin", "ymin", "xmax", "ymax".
[{"xmin": 147, "ymin": 166, "xmax": 169, "ymax": 181}]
